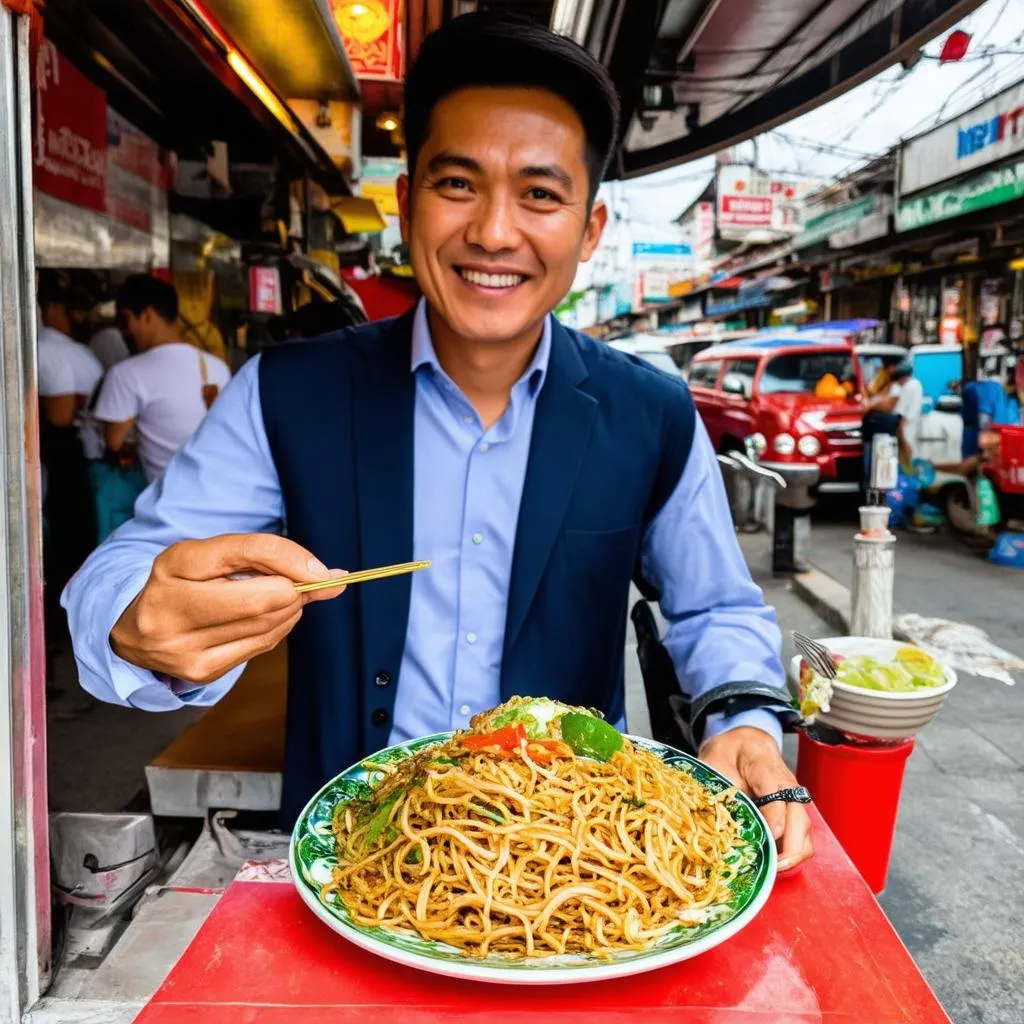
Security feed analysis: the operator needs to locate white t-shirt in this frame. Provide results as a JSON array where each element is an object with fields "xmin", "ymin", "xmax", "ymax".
[
  {"xmin": 37, "ymin": 326, "xmax": 105, "ymax": 459},
  {"xmin": 93, "ymin": 342, "xmax": 231, "ymax": 481},
  {"xmin": 892, "ymin": 377, "xmax": 924, "ymax": 457},
  {"xmin": 89, "ymin": 326, "xmax": 131, "ymax": 370}
]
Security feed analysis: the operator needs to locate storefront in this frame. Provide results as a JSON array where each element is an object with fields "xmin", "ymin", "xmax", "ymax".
[{"xmin": 896, "ymin": 81, "xmax": 1024, "ymax": 371}]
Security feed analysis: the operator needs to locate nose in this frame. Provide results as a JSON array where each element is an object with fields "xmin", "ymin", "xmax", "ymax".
[{"xmin": 464, "ymin": 188, "xmax": 522, "ymax": 253}]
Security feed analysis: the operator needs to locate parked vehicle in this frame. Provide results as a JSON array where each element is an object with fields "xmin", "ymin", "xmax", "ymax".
[
  {"xmin": 607, "ymin": 334, "xmax": 684, "ymax": 377},
  {"xmin": 687, "ymin": 335, "xmax": 865, "ymax": 492}
]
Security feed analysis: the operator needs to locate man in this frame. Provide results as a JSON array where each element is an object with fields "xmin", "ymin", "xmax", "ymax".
[
  {"xmin": 64, "ymin": 14, "xmax": 812, "ymax": 869},
  {"xmin": 37, "ymin": 272, "xmax": 103, "ymax": 669},
  {"xmin": 92, "ymin": 274, "xmax": 231, "ymax": 481},
  {"xmin": 863, "ymin": 358, "xmax": 922, "ymax": 470}
]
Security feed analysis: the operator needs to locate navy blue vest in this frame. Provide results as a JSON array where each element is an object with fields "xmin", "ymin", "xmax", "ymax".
[{"xmin": 259, "ymin": 312, "xmax": 696, "ymax": 822}]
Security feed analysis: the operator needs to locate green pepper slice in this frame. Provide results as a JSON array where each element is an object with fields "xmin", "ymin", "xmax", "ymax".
[{"xmin": 559, "ymin": 712, "xmax": 624, "ymax": 761}]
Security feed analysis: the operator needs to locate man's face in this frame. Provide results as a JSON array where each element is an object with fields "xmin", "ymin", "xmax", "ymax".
[
  {"xmin": 119, "ymin": 308, "xmax": 154, "ymax": 351},
  {"xmin": 398, "ymin": 86, "xmax": 607, "ymax": 348}
]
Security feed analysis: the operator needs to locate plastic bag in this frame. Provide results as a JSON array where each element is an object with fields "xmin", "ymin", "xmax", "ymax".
[
  {"xmin": 88, "ymin": 461, "xmax": 149, "ymax": 544},
  {"xmin": 884, "ymin": 469, "xmax": 920, "ymax": 528},
  {"xmin": 975, "ymin": 477, "xmax": 1001, "ymax": 528}
]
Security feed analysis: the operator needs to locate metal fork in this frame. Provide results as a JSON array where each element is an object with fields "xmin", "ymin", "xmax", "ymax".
[{"xmin": 792, "ymin": 631, "xmax": 838, "ymax": 679}]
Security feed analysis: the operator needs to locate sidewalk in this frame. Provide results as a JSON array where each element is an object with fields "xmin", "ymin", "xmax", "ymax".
[{"xmin": 779, "ymin": 522, "xmax": 1024, "ymax": 1024}]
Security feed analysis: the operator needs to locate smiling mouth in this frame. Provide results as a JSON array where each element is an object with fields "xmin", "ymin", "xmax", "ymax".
[{"xmin": 457, "ymin": 268, "xmax": 528, "ymax": 290}]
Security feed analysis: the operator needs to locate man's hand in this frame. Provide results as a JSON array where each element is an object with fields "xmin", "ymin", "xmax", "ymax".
[
  {"xmin": 110, "ymin": 534, "xmax": 346, "ymax": 684},
  {"xmin": 699, "ymin": 726, "xmax": 813, "ymax": 873}
]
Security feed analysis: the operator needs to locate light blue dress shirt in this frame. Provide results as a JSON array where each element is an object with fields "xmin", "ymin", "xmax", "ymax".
[{"xmin": 63, "ymin": 301, "xmax": 785, "ymax": 748}]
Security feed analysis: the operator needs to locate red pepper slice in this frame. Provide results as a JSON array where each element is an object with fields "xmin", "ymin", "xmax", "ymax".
[
  {"xmin": 524, "ymin": 739, "xmax": 573, "ymax": 762},
  {"xmin": 461, "ymin": 724, "xmax": 527, "ymax": 752}
]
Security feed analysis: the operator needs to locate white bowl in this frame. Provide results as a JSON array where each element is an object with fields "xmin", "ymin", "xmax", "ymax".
[{"xmin": 788, "ymin": 636, "xmax": 957, "ymax": 740}]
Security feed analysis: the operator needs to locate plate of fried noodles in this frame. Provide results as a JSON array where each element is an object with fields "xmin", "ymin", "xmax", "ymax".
[{"xmin": 290, "ymin": 696, "xmax": 775, "ymax": 984}]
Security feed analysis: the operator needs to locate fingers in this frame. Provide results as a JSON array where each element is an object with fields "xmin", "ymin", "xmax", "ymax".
[
  {"xmin": 778, "ymin": 803, "xmax": 814, "ymax": 872},
  {"xmin": 758, "ymin": 798, "xmax": 788, "ymax": 844},
  {"xmin": 161, "ymin": 534, "xmax": 332, "ymax": 585},
  {"xmin": 174, "ymin": 606, "xmax": 303, "ymax": 684}
]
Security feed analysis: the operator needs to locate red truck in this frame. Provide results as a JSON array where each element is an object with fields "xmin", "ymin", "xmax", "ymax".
[{"xmin": 687, "ymin": 335, "xmax": 865, "ymax": 492}]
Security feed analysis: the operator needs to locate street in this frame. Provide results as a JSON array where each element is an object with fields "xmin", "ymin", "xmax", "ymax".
[{"xmin": 798, "ymin": 516, "xmax": 1024, "ymax": 1024}]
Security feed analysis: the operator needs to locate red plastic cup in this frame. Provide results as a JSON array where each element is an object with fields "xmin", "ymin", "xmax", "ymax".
[{"xmin": 796, "ymin": 732, "xmax": 915, "ymax": 894}]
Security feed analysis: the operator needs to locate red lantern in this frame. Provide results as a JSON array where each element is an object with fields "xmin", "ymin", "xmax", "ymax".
[{"xmin": 939, "ymin": 30, "xmax": 971, "ymax": 63}]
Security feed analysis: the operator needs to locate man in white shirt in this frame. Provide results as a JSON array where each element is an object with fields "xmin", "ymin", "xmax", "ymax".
[
  {"xmin": 889, "ymin": 360, "xmax": 924, "ymax": 466},
  {"xmin": 93, "ymin": 275, "xmax": 232, "ymax": 481},
  {"xmin": 36, "ymin": 273, "xmax": 103, "ymax": 654}
]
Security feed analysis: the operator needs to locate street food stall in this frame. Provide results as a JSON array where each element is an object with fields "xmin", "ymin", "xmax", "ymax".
[{"xmin": 0, "ymin": 1, "xmax": 977, "ymax": 1021}]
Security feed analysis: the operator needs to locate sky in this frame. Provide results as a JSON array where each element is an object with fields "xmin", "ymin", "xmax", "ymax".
[{"xmin": 620, "ymin": 0, "xmax": 1024, "ymax": 230}]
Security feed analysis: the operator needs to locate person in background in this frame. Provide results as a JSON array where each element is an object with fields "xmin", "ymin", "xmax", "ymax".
[
  {"xmin": 862, "ymin": 359, "xmax": 921, "ymax": 470},
  {"xmin": 36, "ymin": 272, "xmax": 103, "ymax": 665},
  {"xmin": 88, "ymin": 299, "xmax": 132, "ymax": 370},
  {"xmin": 93, "ymin": 274, "xmax": 231, "ymax": 482}
]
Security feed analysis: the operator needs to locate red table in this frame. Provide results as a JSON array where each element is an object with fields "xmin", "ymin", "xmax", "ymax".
[{"xmin": 137, "ymin": 808, "xmax": 949, "ymax": 1024}]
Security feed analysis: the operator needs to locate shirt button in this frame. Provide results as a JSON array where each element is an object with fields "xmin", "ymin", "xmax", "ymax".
[
  {"xmin": 464, "ymin": 416, "xmax": 473, "ymax": 425},
  {"xmin": 466, "ymin": 632, "xmax": 477, "ymax": 645},
  {"xmin": 478, "ymin": 442, "xmax": 490, "ymax": 453},
  {"xmin": 459, "ymin": 704, "xmax": 471, "ymax": 716},
  {"xmin": 371, "ymin": 708, "xmax": 389, "ymax": 726},
  {"xmin": 374, "ymin": 670, "xmax": 391, "ymax": 687},
  {"xmin": 472, "ymin": 532, "xmax": 483, "ymax": 545}
]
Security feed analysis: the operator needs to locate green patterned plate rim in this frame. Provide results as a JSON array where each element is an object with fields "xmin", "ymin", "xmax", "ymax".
[{"xmin": 289, "ymin": 732, "xmax": 776, "ymax": 985}]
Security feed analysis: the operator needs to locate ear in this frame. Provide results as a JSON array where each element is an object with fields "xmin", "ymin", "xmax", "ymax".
[
  {"xmin": 579, "ymin": 200, "xmax": 608, "ymax": 263},
  {"xmin": 396, "ymin": 173, "xmax": 411, "ymax": 244}
]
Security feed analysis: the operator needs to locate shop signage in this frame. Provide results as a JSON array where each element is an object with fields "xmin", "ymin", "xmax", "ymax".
[
  {"xmin": 901, "ymin": 80, "xmax": 1024, "ymax": 194},
  {"xmin": 716, "ymin": 166, "xmax": 816, "ymax": 239},
  {"xmin": 105, "ymin": 109, "xmax": 170, "ymax": 235},
  {"xmin": 332, "ymin": 0, "xmax": 404, "ymax": 81},
  {"xmin": 360, "ymin": 156, "xmax": 403, "ymax": 216},
  {"xmin": 32, "ymin": 39, "xmax": 107, "ymax": 213},
  {"xmin": 632, "ymin": 241, "xmax": 692, "ymax": 306},
  {"xmin": 249, "ymin": 266, "xmax": 282, "ymax": 315},
  {"xmin": 896, "ymin": 159, "xmax": 1024, "ymax": 231},
  {"xmin": 795, "ymin": 194, "xmax": 879, "ymax": 249}
]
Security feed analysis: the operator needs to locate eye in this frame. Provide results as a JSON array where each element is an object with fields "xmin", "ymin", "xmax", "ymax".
[
  {"xmin": 432, "ymin": 176, "xmax": 473, "ymax": 193},
  {"xmin": 526, "ymin": 187, "xmax": 559, "ymax": 203}
]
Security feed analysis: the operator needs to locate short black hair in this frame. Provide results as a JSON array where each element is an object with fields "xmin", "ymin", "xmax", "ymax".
[
  {"xmin": 403, "ymin": 12, "xmax": 620, "ymax": 205},
  {"xmin": 116, "ymin": 274, "xmax": 178, "ymax": 324},
  {"xmin": 37, "ymin": 269, "xmax": 68, "ymax": 309}
]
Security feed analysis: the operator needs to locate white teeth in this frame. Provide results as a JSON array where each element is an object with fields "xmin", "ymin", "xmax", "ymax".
[{"xmin": 459, "ymin": 269, "xmax": 524, "ymax": 288}]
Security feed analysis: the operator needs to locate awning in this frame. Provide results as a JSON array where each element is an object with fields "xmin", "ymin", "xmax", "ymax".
[
  {"xmin": 332, "ymin": 195, "xmax": 387, "ymax": 234},
  {"xmin": 189, "ymin": 0, "xmax": 359, "ymax": 102}
]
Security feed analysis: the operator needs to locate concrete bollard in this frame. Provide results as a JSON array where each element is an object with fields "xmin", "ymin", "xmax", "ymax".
[{"xmin": 850, "ymin": 506, "xmax": 896, "ymax": 639}]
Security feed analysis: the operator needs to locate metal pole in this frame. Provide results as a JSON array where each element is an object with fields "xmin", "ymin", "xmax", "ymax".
[{"xmin": 0, "ymin": 9, "xmax": 49, "ymax": 1018}]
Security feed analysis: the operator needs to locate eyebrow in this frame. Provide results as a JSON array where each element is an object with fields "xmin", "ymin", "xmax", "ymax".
[{"xmin": 425, "ymin": 151, "xmax": 575, "ymax": 194}]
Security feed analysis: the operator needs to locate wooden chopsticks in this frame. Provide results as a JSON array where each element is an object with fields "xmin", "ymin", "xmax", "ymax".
[{"xmin": 293, "ymin": 560, "xmax": 432, "ymax": 594}]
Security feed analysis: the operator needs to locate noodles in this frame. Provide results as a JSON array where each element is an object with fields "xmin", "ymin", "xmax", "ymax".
[{"xmin": 322, "ymin": 698, "xmax": 742, "ymax": 959}]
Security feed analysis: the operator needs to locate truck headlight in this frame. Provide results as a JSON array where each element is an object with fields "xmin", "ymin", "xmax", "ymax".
[
  {"xmin": 797, "ymin": 435, "xmax": 821, "ymax": 457},
  {"xmin": 773, "ymin": 433, "xmax": 796, "ymax": 455},
  {"xmin": 746, "ymin": 433, "xmax": 767, "ymax": 457}
]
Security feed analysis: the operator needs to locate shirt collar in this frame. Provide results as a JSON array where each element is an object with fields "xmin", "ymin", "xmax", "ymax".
[{"xmin": 410, "ymin": 298, "xmax": 551, "ymax": 394}]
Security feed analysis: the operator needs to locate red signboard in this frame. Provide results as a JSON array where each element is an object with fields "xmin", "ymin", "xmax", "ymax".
[
  {"xmin": 333, "ymin": 0, "xmax": 404, "ymax": 81},
  {"xmin": 32, "ymin": 38, "xmax": 107, "ymax": 212},
  {"xmin": 249, "ymin": 267, "xmax": 283, "ymax": 315},
  {"xmin": 718, "ymin": 194, "xmax": 774, "ymax": 229}
]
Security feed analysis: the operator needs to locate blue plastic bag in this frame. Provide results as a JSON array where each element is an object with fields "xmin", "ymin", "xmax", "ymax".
[
  {"xmin": 884, "ymin": 469, "xmax": 920, "ymax": 528},
  {"xmin": 88, "ymin": 461, "xmax": 149, "ymax": 544},
  {"xmin": 988, "ymin": 532, "xmax": 1024, "ymax": 569}
]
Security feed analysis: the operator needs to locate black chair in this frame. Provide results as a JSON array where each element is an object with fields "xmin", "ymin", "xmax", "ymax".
[{"xmin": 631, "ymin": 599, "xmax": 697, "ymax": 754}]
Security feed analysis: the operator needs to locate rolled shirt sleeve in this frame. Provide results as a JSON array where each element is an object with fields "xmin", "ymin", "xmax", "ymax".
[
  {"xmin": 639, "ymin": 418, "xmax": 786, "ymax": 749},
  {"xmin": 61, "ymin": 355, "xmax": 284, "ymax": 710}
]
